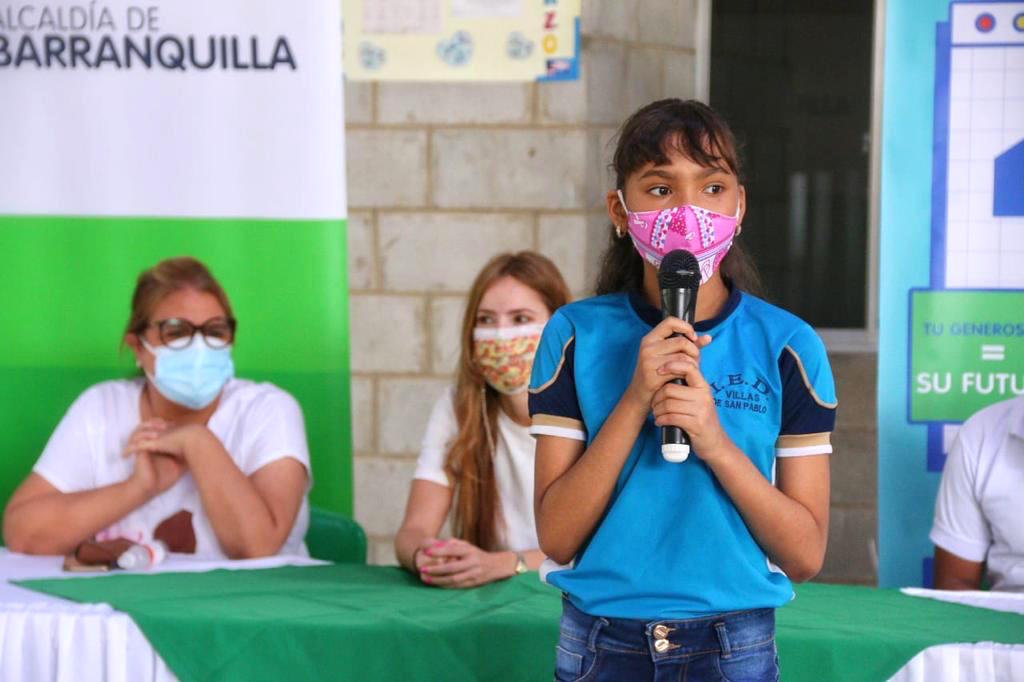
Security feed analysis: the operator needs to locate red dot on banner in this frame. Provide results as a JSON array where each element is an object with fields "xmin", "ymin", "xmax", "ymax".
[{"xmin": 975, "ymin": 13, "xmax": 995, "ymax": 33}]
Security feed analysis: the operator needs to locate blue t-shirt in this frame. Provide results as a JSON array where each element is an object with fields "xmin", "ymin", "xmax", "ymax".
[{"xmin": 528, "ymin": 287, "xmax": 837, "ymax": 620}]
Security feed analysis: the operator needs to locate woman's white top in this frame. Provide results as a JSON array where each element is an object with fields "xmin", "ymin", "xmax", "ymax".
[
  {"xmin": 414, "ymin": 388, "xmax": 538, "ymax": 552},
  {"xmin": 33, "ymin": 378, "xmax": 311, "ymax": 558}
]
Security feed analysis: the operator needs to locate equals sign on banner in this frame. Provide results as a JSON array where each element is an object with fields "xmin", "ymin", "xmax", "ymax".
[{"xmin": 981, "ymin": 344, "xmax": 1006, "ymax": 361}]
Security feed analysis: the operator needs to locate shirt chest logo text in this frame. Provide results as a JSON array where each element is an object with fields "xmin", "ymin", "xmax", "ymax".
[{"xmin": 709, "ymin": 372, "xmax": 772, "ymax": 415}]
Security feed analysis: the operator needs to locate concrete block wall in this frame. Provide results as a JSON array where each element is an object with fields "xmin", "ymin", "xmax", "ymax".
[
  {"xmin": 346, "ymin": 0, "xmax": 701, "ymax": 567},
  {"xmin": 820, "ymin": 353, "xmax": 879, "ymax": 585},
  {"xmin": 345, "ymin": 0, "xmax": 878, "ymax": 585}
]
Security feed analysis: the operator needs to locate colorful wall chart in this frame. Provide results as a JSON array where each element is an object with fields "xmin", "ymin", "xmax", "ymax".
[
  {"xmin": 343, "ymin": 0, "xmax": 580, "ymax": 81},
  {"xmin": 879, "ymin": 0, "xmax": 1024, "ymax": 587},
  {"xmin": 0, "ymin": 1, "xmax": 353, "ymax": 516},
  {"xmin": 538, "ymin": 0, "xmax": 580, "ymax": 81}
]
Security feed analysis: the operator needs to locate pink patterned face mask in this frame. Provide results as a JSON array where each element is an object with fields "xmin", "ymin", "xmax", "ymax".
[
  {"xmin": 472, "ymin": 324, "xmax": 544, "ymax": 395},
  {"xmin": 617, "ymin": 190, "xmax": 740, "ymax": 284}
]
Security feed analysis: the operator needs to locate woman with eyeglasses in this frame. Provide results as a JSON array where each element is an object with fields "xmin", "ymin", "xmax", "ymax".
[{"xmin": 2, "ymin": 257, "xmax": 311, "ymax": 559}]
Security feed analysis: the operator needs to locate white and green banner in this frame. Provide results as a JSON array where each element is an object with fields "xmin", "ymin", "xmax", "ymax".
[{"xmin": 0, "ymin": 1, "xmax": 353, "ymax": 514}]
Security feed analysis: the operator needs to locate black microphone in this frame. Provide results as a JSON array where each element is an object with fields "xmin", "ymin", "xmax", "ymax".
[{"xmin": 658, "ymin": 249, "xmax": 701, "ymax": 463}]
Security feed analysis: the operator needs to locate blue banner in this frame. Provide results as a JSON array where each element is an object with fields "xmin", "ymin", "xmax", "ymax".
[{"xmin": 878, "ymin": 0, "xmax": 1024, "ymax": 587}]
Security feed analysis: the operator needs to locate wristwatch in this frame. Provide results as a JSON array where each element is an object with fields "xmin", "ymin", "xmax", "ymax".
[{"xmin": 514, "ymin": 552, "xmax": 528, "ymax": 575}]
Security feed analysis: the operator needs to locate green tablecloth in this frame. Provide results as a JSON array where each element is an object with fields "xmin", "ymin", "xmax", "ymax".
[{"xmin": 15, "ymin": 565, "xmax": 1024, "ymax": 682}]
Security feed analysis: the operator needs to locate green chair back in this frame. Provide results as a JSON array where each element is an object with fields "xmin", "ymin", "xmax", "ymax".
[{"xmin": 305, "ymin": 507, "xmax": 367, "ymax": 564}]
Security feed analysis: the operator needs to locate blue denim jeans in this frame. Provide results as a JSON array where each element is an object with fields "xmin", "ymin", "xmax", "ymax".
[{"xmin": 554, "ymin": 597, "xmax": 779, "ymax": 681}]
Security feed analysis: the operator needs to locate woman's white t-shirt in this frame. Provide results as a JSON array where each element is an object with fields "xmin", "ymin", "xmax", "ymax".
[
  {"xmin": 33, "ymin": 378, "xmax": 311, "ymax": 558},
  {"xmin": 413, "ymin": 388, "xmax": 538, "ymax": 552}
]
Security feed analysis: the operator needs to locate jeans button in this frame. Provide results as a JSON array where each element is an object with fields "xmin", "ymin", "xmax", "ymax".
[
  {"xmin": 653, "ymin": 624, "xmax": 670, "ymax": 639},
  {"xmin": 654, "ymin": 638, "xmax": 671, "ymax": 653}
]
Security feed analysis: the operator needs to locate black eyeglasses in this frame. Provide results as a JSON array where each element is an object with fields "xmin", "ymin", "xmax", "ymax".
[{"xmin": 149, "ymin": 317, "xmax": 237, "ymax": 350}]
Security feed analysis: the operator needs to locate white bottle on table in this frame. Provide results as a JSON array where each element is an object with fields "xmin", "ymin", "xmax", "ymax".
[{"xmin": 117, "ymin": 540, "xmax": 168, "ymax": 570}]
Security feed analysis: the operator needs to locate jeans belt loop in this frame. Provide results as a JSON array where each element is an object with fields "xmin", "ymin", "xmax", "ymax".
[
  {"xmin": 714, "ymin": 621, "xmax": 732, "ymax": 658},
  {"xmin": 587, "ymin": 616, "xmax": 609, "ymax": 653}
]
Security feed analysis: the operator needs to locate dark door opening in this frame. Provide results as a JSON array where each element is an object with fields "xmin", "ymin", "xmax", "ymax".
[{"xmin": 710, "ymin": 0, "xmax": 874, "ymax": 328}]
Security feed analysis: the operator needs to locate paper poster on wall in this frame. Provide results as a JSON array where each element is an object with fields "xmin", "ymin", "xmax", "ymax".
[
  {"xmin": 364, "ymin": 1, "xmax": 443, "ymax": 33},
  {"xmin": 451, "ymin": 0, "xmax": 523, "ymax": 19},
  {"xmin": 343, "ymin": 0, "xmax": 579, "ymax": 81},
  {"xmin": 0, "ymin": 1, "xmax": 353, "ymax": 515},
  {"xmin": 879, "ymin": 0, "xmax": 1024, "ymax": 587},
  {"xmin": 538, "ymin": 0, "xmax": 581, "ymax": 81}
]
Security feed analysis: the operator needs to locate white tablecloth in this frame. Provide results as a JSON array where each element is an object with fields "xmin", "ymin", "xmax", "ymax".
[
  {"xmin": 0, "ymin": 549, "xmax": 322, "ymax": 682},
  {"xmin": 890, "ymin": 642, "xmax": 1024, "ymax": 682},
  {"xmin": 889, "ymin": 588, "xmax": 1024, "ymax": 682},
  {"xmin": 900, "ymin": 587, "xmax": 1024, "ymax": 616}
]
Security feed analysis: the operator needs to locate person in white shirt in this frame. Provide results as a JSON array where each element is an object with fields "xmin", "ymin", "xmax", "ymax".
[
  {"xmin": 395, "ymin": 252, "xmax": 570, "ymax": 588},
  {"xmin": 2, "ymin": 256, "xmax": 311, "ymax": 559},
  {"xmin": 931, "ymin": 395, "xmax": 1024, "ymax": 591}
]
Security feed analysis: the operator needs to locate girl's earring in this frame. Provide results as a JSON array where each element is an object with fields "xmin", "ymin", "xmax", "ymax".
[
  {"xmin": 735, "ymin": 223, "xmax": 743, "ymax": 236},
  {"xmin": 615, "ymin": 224, "xmax": 626, "ymax": 239},
  {"xmin": 135, "ymin": 357, "xmax": 141, "ymax": 368}
]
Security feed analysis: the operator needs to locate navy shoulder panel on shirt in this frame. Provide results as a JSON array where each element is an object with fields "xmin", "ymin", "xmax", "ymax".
[
  {"xmin": 528, "ymin": 308, "xmax": 585, "ymax": 440},
  {"xmin": 527, "ymin": 294, "xmax": 636, "ymax": 441},
  {"xmin": 778, "ymin": 347, "xmax": 837, "ymax": 436},
  {"xmin": 735, "ymin": 294, "xmax": 838, "ymax": 452}
]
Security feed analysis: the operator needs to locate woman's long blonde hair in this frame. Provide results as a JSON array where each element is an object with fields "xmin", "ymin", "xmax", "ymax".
[{"xmin": 446, "ymin": 251, "xmax": 570, "ymax": 550}]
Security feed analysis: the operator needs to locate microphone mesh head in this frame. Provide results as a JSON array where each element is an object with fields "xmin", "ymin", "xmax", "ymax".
[{"xmin": 658, "ymin": 250, "xmax": 701, "ymax": 289}]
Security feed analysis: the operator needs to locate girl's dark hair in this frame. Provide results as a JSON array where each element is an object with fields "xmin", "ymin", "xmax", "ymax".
[{"xmin": 595, "ymin": 99, "xmax": 763, "ymax": 297}]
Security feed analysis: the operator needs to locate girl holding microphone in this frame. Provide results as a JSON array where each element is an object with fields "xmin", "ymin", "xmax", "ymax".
[{"xmin": 530, "ymin": 99, "xmax": 837, "ymax": 681}]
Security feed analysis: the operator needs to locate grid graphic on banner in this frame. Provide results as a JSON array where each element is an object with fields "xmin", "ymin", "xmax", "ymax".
[{"xmin": 944, "ymin": 2, "xmax": 1024, "ymax": 288}]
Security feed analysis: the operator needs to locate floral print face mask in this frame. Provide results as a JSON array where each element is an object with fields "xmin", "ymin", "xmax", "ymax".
[{"xmin": 472, "ymin": 323, "xmax": 545, "ymax": 395}]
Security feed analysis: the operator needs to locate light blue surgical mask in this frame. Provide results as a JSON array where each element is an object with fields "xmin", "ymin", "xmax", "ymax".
[{"xmin": 141, "ymin": 339, "xmax": 234, "ymax": 410}]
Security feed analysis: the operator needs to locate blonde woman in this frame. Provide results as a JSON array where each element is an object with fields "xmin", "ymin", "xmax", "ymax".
[{"xmin": 395, "ymin": 252, "xmax": 570, "ymax": 588}]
